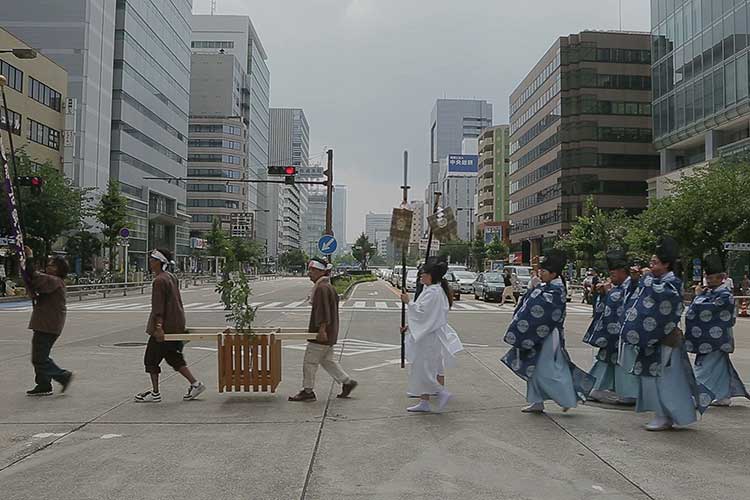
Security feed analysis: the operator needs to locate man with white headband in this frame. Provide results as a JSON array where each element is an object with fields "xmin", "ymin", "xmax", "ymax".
[
  {"xmin": 134, "ymin": 248, "xmax": 205, "ymax": 403},
  {"xmin": 289, "ymin": 258, "xmax": 357, "ymax": 401}
]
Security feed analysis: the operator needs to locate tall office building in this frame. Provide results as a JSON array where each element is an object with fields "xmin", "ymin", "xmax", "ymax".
[
  {"xmin": 650, "ymin": 0, "xmax": 750, "ymax": 197},
  {"xmin": 1, "ymin": 28, "xmax": 68, "ymax": 170},
  {"xmin": 508, "ymin": 31, "xmax": 659, "ymax": 264},
  {"xmin": 477, "ymin": 125, "xmax": 511, "ymax": 226},
  {"xmin": 427, "ymin": 99, "xmax": 492, "ymax": 211},
  {"xmin": 110, "ymin": 0, "xmax": 193, "ymax": 270},
  {"xmin": 192, "ymin": 15, "xmax": 271, "ymax": 244},
  {"xmin": 365, "ymin": 212, "xmax": 392, "ymax": 243},
  {"xmin": 2, "ymin": 0, "xmax": 115, "ymax": 193},
  {"xmin": 298, "ymin": 162, "xmax": 327, "ymax": 257},
  {"xmin": 187, "ymin": 50, "xmax": 253, "ymax": 243},
  {"xmin": 269, "ymin": 108, "xmax": 309, "ymax": 253},
  {"xmin": 332, "ymin": 184, "xmax": 348, "ymax": 247}
]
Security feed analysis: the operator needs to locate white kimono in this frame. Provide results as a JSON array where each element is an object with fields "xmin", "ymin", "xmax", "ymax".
[{"xmin": 405, "ymin": 284, "xmax": 464, "ymax": 395}]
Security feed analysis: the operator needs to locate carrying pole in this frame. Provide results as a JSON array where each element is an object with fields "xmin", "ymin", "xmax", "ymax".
[{"xmin": 400, "ymin": 151, "xmax": 410, "ymax": 368}]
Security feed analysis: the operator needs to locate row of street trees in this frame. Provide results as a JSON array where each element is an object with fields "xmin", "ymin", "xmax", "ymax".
[{"xmin": 556, "ymin": 154, "xmax": 750, "ymax": 278}]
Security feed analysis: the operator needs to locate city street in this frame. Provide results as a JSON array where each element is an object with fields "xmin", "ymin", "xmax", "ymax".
[{"xmin": 1, "ymin": 277, "xmax": 749, "ymax": 499}]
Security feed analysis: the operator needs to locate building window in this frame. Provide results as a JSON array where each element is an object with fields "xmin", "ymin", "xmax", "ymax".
[
  {"xmin": 188, "ymin": 139, "xmax": 242, "ymax": 150},
  {"xmin": 0, "ymin": 106, "xmax": 22, "ymax": 135},
  {"xmin": 28, "ymin": 78, "xmax": 62, "ymax": 112},
  {"xmin": 188, "ymin": 124, "xmax": 242, "ymax": 136},
  {"xmin": 187, "ymin": 199, "xmax": 240, "ymax": 209},
  {"xmin": 0, "ymin": 60, "xmax": 23, "ymax": 93},
  {"xmin": 187, "ymin": 183, "xmax": 240, "ymax": 193},
  {"xmin": 187, "ymin": 154, "xmax": 241, "ymax": 164},
  {"xmin": 191, "ymin": 41, "xmax": 235, "ymax": 49},
  {"xmin": 27, "ymin": 119, "xmax": 60, "ymax": 150},
  {"xmin": 187, "ymin": 168, "xmax": 241, "ymax": 179}
]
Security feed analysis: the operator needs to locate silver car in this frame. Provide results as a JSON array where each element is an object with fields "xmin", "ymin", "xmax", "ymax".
[{"xmin": 452, "ymin": 271, "xmax": 477, "ymax": 294}]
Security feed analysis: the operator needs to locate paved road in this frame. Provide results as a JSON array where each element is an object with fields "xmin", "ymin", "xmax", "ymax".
[{"xmin": 1, "ymin": 277, "xmax": 749, "ymax": 499}]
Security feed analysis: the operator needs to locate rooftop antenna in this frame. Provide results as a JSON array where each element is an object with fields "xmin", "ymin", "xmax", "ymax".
[
  {"xmin": 210, "ymin": 0, "xmax": 217, "ymax": 15},
  {"xmin": 619, "ymin": 0, "xmax": 622, "ymax": 31}
]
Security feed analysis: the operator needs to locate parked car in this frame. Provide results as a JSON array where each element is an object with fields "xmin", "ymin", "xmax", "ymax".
[
  {"xmin": 473, "ymin": 272, "xmax": 505, "ymax": 302},
  {"xmin": 452, "ymin": 271, "xmax": 477, "ymax": 294},
  {"xmin": 445, "ymin": 272, "xmax": 462, "ymax": 301},
  {"xmin": 405, "ymin": 269, "xmax": 419, "ymax": 292}
]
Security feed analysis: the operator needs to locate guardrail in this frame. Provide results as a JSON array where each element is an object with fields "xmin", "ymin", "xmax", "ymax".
[{"xmin": 66, "ymin": 275, "xmax": 217, "ymax": 301}]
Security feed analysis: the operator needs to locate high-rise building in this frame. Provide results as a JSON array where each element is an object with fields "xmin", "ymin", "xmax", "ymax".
[
  {"xmin": 110, "ymin": 0, "xmax": 193, "ymax": 270},
  {"xmin": 427, "ymin": 99, "xmax": 492, "ymax": 211},
  {"xmin": 508, "ymin": 31, "xmax": 659, "ymax": 264},
  {"xmin": 192, "ymin": 15, "xmax": 270, "ymax": 245},
  {"xmin": 269, "ymin": 108, "xmax": 309, "ymax": 253},
  {"xmin": 332, "ymin": 184, "xmax": 348, "ymax": 247},
  {"xmin": 1, "ymin": 28, "xmax": 68, "ymax": 171},
  {"xmin": 365, "ymin": 212, "xmax": 392, "ymax": 243},
  {"xmin": 298, "ymin": 162, "xmax": 326, "ymax": 257},
  {"xmin": 477, "ymin": 125, "xmax": 511, "ymax": 227},
  {"xmin": 650, "ymin": 0, "xmax": 750, "ymax": 198},
  {"xmin": 2, "ymin": 0, "xmax": 115, "ymax": 192},
  {"xmin": 187, "ymin": 49, "xmax": 253, "ymax": 244}
]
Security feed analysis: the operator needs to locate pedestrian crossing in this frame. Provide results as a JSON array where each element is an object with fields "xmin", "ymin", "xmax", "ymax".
[{"xmin": 0, "ymin": 299, "xmax": 600, "ymax": 314}]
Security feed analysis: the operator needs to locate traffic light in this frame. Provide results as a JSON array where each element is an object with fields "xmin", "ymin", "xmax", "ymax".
[
  {"xmin": 16, "ymin": 176, "xmax": 43, "ymax": 195},
  {"xmin": 268, "ymin": 166, "xmax": 297, "ymax": 176}
]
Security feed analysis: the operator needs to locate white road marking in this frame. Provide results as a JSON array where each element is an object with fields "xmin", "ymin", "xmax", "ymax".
[
  {"xmin": 375, "ymin": 302, "xmax": 389, "ymax": 309},
  {"xmin": 352, "ymin": 301, "xmax": 367, "ymax": 308},
  {"xmin": 261, "ymin": 302, "xmax": 284, "ymax": 309},
  {"xmin": 195, "ymin": 303, "xmax": 224, "ymax": 310},
  {"xmin": 100, "ymin": 434, "xmax": 123, "ymax": 439},
  {"xmin": 453, "ymin": 303, "xmax": 479, "ymax": 311},
  {"xmin": 462, "ymin": 342, "xmax": 490, "ymax": 348},
  {"xmin": 32, "ymin": 433, "xmax": 66, "ymax": 439},
  {"xmin": 182, "ymin": 302, "xmax": 205, "ymax": 309},
  {"xmin": 191, "ymin": 347, "xmax": 218, "ymax": 352},
  {"xmin": 284, "ymin": 301, "xmax": 306, "ymax": 308},
  {"xmin": 354, "ymin": 359, "xmax": 406, "ymax": 372}
]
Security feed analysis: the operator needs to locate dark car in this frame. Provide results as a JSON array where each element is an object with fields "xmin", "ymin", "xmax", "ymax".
[
  {"xmin": 473, "ymin": 272, "xmax": 505, "ymax": 302},
  {"xmin": 445, "ymin": 272, "xmax": 462, "ymax": 301}
]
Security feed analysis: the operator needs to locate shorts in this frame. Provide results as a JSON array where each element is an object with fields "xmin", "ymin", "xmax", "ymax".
[{"xmin": 144, "ymin": 337, "xmax": 186, "ymax": 374}]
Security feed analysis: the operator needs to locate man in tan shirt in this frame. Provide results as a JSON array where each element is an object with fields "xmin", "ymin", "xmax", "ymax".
[
  {"xmin": 289, "ymin": 258, "xmax": 357, "ymax": 402},
  {"xmin": 134, "ymin": 248, "xmax": 204, "ymax": 403},
  {"xmin": 24, "ymin": 247, "xmax": 73, "ymax": 396}
]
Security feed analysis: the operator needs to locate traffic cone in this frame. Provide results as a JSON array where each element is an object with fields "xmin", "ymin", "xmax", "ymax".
[{"xmin": 740, "ymin": 299, "xmax": 749, "ymax": 318}]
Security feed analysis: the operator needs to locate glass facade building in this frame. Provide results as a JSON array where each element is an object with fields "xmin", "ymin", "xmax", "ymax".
[{"xmin": 652, "ymin": 0, "xmax": 750, "ymax": 188}]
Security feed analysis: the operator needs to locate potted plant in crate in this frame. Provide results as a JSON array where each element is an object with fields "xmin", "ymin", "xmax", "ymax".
[{"xmin": 216, "ymin": 272, "xmax": 257, "ymax": 334}]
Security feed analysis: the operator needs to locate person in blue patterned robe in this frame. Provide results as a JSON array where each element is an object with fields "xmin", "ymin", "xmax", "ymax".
[
  {"xmin": 583, "ymin": 250, "xmax": 639, "ymax": 405},
  {"xmin": 685, "ymin": 253, "xmax": 750, "ymax": 406},
  {"xmin": 502, "ymin": 249, "xmax": 594, "ymax": 414},
  {"xmin": 618, "ymin": 236, "xmax": 713, "ymax": 431}
]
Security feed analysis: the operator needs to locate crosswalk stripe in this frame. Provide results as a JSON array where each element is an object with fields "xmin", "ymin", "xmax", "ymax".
[
  {"xmin": 183, "ymin": 302, "xmax": 205, "ymax": 309},
  {"xmin": 71, "ymin": 302, "xmax": 127, "ymax": 310},
  {"xmin": 195, "ymin": 303, "xmax": 223, "ymax": 310},
  {"xmin": 261, "ymin": 302, "xmax": 284, "ymax": 309},
  {"xmin": 375, "ymin": 302, "xmax": 388, "ymax": 309},
  {"xmin": 454, "ymin": 303, "xmax": 479, "ymax": 311},
  {"xmin": 352, "ymin": 301, "xmax": 367, "ymax": 308},
  {"xmin": 476, "ymin": 304, "xmax": 500, "ymax": 310},
  {"xmin": 284, "ymin": 301, "xmax": 306, "ymax": 308}
]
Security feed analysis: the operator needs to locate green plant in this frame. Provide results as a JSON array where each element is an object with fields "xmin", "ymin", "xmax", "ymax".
[
  {"xmin": 96, "ymin": 180, "xmax": 128, "ymax": 271},
  {"xmin": 216, "ymin": 272, "xmax": 257, "ymax": 334}
]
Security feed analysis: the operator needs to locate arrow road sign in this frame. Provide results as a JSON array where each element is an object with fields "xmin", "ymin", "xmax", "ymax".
[{"xmin": 318, "ymin": 235, "xmax": 338, "ymax": 255}]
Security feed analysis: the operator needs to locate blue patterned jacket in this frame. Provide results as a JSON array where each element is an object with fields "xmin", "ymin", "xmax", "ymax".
[
  {"xmin": 583, "ymin": 277, "xmax": 632, "ymax": 363},
  {"xmin": 685, "ymin": 283, "xmax": 735, "ymax": 361}
]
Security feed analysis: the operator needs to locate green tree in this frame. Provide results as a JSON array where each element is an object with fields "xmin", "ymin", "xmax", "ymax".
[
  {"xmin": 96, "ymin": 180, "xmax": 129, "ymax": 271},
  {"xmin": 0, "ymin": 153, "xmax": 91, "ymax": 263},
  {"xmin": 486, "ymin": 235, "xmax": 509, "ymax": 261},
  {"xmin": 351, "ymin": 233, "xmax": 377, "ymax": 270},
  {"xmin": 555, "ymin": 197, "xmax": 634, "ymax": 268},
  {"xmin": 229, "ymin": 237, "xmax": 264, "ymax": 270},
  {"xmin": 278, "ymin": 249, "xmax": 308, "ymax": 271},
  {"xmin": 333, "ymin": 252, "xmax": 357, "ymax": 266},
  {"xmin": 64, "ymin": 231, "xmax": 101, "ymax": 272},
  {"xmin": 471, "ymin": 230, "xmax": 487, "ymax": 271},
  {"xmin": 206, "ymin": 218, "xmax": 229, "ymax": 257},
  {"xmin": 439, "ymin": 240, "xmax": 470, "ymax": 266}
]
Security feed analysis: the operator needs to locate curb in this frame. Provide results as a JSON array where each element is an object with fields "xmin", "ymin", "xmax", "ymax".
[{"xmin": 341, "ymin": 277, "xmax": 377, "ymax": 300}]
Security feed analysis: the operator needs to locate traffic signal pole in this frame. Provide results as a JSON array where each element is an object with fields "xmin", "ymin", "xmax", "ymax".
[{"xmin": 324, "ymin": 149, "xmax": 334, "ymax": 264}]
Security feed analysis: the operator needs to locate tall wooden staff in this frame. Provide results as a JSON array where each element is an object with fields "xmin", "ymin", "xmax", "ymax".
[{"xmin": 399, "ymin": 151, "xmax": 409, "ymax": 368}]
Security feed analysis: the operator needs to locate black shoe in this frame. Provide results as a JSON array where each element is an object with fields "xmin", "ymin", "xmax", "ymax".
[
  {"xmin": 288, "ymin": 390, "xmax": 316, "ymax": 402},
  {"xmin": 58, "ymin": 371, "xmax": 74, "ymax": 393},
  {"xmin": 337, "ymin": 380, "xmax": 358, "ymax": 399},
  {"xmin": 26, "ymin": 386, "xmax": 53, "ymax": 396}
]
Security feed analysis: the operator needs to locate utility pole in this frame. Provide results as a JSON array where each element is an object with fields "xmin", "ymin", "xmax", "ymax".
[
  {"xmin": 400, "ymin": 151, "xmax": 410, "ymax": 368},
  {"xmin": 324, "ymin": 149, "xmax": 334, "ymax": 264}
]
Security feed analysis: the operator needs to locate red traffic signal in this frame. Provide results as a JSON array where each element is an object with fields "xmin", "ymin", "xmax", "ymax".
[
  {"xmin": 284, "ymin": 166, "xmax": 296, "ymax": 176},
  {"xmin": 31, "ymin": 177, "xmax": 42, "ymax": 187},
  {"xmin": 268, "ymin": 166, "xmax": 297, "ymax": 176},
  {"xmin": 16, "ymin": 176, "xmax": 44, "ymax": 194}
]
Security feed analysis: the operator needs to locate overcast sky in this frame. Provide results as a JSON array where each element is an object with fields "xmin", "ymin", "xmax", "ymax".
[{"xmin": 192, "ymin": 0, "xmax": 651, "ymax": 242}]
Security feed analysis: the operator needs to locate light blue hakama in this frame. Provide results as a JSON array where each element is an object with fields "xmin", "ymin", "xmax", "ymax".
[
  {"xmin": 633, "ymin": 344, "xmax": 698, "ymax": 426},
  {"xmin": 695, "ymin": 351, "xmax": 749, "ymax": 402},
  {"xmin": 526, "ymin": 330, "xmax": 579, "ymax": 409},
  {"xmin": 589, "ymin": 359, "xmax": 640, "ymax": 399}
]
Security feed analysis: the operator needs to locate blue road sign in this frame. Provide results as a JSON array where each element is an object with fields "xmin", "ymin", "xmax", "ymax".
[{"xmin": 318, "ymin": 235, "xmax": 338, "ymax": 255}]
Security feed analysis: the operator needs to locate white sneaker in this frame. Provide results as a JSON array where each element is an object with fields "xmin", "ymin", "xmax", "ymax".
[
  {"xmin": 407, "ymin": 400, "xmax": 432, "ymax": 413},
  {"xmin": 435, "ymin": 390, "xmax": 453, "ymax": 412},
  {"xmin": 134, "ymin": 390, "xmax": 161, "ymax": 403},
  {"xmin": 711, "ymin": 398, "xmax": 732, "ymax": 407},
  {"xmin": 183, "ymin": 381, "xmax": 206, "ymax": 401},
  {"xmin": 522, "ymin": 402, "xmax": 545, "ymax": 413},
  {"xmin": 645, "ymin": 416, "xmax": 673, "ymax": 431}
]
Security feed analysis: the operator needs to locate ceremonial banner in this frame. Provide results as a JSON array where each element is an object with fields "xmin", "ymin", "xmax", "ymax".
[
  {"xmin": 389, "ymin": 207, "xmax": 413, "ymax": 247},
  {"xmin": 0, "ymin": 136, "xmax": 30, "ymax": 288},
  {"xmin": 427, "ymin": 207, "xmax": 458, "ymax": 242}
]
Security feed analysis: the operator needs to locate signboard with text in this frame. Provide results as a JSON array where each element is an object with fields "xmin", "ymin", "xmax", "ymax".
[
  {"xmin": 230, "ymin": 212, "xmax": 255, "ymax": 239},
  {"xmin": 484, "ymin": 225, "xmax": 503, "ymax": 244},
  {"xmin": 447, "ymin": 154, "xmax": 479, "ymax": 175}
]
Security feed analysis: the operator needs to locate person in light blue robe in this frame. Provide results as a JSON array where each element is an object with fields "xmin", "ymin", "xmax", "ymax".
[
  {"xmin": 502, "ymin": 249, "xmax": 594, "ymax": 414},
  {"xmin": 685, "ymin": 253, "xmax": 750, "ymax": 407},
  {"xmin": 584, "ymin": 250, "xmax": 639, "ymax": 404},
  {"xmin": 618, "ymin": 236, "xmax": 713, "ymax": 431}
]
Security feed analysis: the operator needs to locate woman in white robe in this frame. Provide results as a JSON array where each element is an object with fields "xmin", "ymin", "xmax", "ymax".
[{"xmin": 400, "ymin": 260, "xmax": 463, "ymax": 413}]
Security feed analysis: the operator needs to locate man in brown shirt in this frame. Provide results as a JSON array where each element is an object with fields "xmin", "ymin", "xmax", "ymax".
[
  {"xmin": 134, "ymin": 248, "xmax": 204, "ymax": 403},
  {"xmin": 289, "ymin": 258, "xmax": 357, "ymax": 402},
  {"xmin": 24, "ymin": 247, "xmax": 73, "ymax": 396}
]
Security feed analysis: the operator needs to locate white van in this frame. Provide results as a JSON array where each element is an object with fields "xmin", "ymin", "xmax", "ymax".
[{"xmin": 504, "ymin": 265, "xmax": 533, "ymax": 293}]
